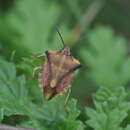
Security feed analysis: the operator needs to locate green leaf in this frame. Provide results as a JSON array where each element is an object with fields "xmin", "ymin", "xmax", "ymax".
[
  {"xmin": 0, "ymin": 0, "xmax": 61, "ymax": 53},
  {"xmin": 0, "ymin": 60, "xmax": 29, "ymax": 116},
  {"xmin": 66, "ymin": 99, "xmax": 81, "ymax": 120},
  {"xmin": 80, "ymin": 26, "xmax": 130, "ymax": 88},
  {"xmin": 38, "ymin": 96, "xmax": 84, "ymax": 130},
  {"xmin": 85, "ymin": 86, "xmax": 130, "ymax": 130},
  {"xmin": 0, "ymin": 60, "xmax": 84, "ymax": 130}
]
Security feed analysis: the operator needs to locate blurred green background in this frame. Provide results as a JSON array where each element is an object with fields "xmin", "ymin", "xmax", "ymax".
[{"xmin": 0, "ymin": 0, "xmax": 130, "ymax": 108}]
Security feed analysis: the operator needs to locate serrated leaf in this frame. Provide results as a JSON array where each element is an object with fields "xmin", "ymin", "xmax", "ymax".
[
  {"xmin": 0, "ymin": 60, "xmax": 84, "ymax": 130},
  {"xmin": 0, "ymin": 60, "xmax": 29, "ymax": 116},
  {"xmin": 85, "ymin": 85, "xmax": 130, "ymax": 130},
  {"xmin": 66, "ymin": 99, "xmax": 80, "ymax": 120},
  {"xmin": 85, "ymin": 107, "xmax": 98, "ymax": 119},
  {"xmin": 1, "ymin": 0, "xmax": 61, "ymax": 53},
  {"xmin": 80, "ymin": 26, "xmax": 130, "ymax": 88}
]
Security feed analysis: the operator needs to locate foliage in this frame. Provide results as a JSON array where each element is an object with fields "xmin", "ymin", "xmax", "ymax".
[
  {"xmin": 80, "ymin": 26, "xmax": 130, "ymax": 88},
  {"xmin": 86, "ymin": 87, "xmax": 130, "ymax": 130},
  {"xmin": 0, "ymin": 60, "xmax": 84, "ymax": 130},
  {"xmin": 82, "ymin": 27, "xmax": 130, "ymax": 130},
  {"xmin": 0, "ymin": 0, "xmax": 68, "ymax": 61},
  {"xmin": 0, "ymin": 0, "xmax": 130, "ymax": 130}
]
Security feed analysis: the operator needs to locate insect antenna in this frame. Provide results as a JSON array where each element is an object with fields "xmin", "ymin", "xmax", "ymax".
[{"xmin": 56, "ymin": 27, "xmax": 65, "ymax": 48}]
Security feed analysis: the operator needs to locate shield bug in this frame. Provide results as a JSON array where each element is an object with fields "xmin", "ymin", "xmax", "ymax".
[{"xmin": 33, "ymin": 29, "xmax": 81, "ymax": 100}]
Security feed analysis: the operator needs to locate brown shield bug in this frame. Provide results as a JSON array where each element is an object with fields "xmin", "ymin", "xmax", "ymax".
[{"xmin": 33, "ymin": 29, "xmax": 81, "ymax": 100}]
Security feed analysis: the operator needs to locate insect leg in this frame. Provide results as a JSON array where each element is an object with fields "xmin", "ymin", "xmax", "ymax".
[
  {"xmin": 32, "ymin": 66, "xmax": 43, "ymax": 79},
  {"xmin": 32, "ymin": 53, "xmax": 45, "ymax": 58},
  {"xmin": 64, "ymin": 87, "xmax": 71, "ymax": 108},
  {"xmin": 27, "ymin": 66, "xmax": 42, "ymax": 80}
]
